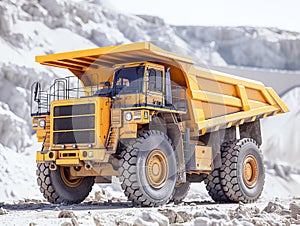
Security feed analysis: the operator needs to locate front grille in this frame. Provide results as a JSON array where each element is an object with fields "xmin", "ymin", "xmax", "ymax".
[
  {"xmin": 54, "ymin": 130, "xmax": 95, "ymax": 144},
  {"xmin": 54, "ymin": 116, "xmax": 95, "ymax": 130},
  {"xmin": 53, "ymin": 103, "xmax": 95, "ymax": 145},
  {"xmin": 54, "ymin": 104, "xmax": 95, "ymax": 116}
]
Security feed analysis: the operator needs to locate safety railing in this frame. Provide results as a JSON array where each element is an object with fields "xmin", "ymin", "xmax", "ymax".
[
  {"xmin": 31, "ymin": 75, "xmax": 101, "ymax": 116},
  {"xmin": 170, "ymin": 84, "xmax": 187, "ymax": 112}
]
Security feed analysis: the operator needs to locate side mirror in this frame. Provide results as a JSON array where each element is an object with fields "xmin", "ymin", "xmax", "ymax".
[{"xmin": 33, "ymin": 82, "xmax": 41, "ymax": 103}]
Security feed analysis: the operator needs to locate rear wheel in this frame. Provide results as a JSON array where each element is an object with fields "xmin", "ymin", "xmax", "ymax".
[
  {"xmin": 204, "ymin": 168, "xmax": 230, "ymax": 203},
  {"xmin": 118, "ymin": 130, "xmax": 177, "ymax": 207},
  {"xmin": 36, "ymin": 163, "xmax": 95, "ymax": 204},
  {"xmin": 204, "ymin": 139, "xmax": 235, "ymax": 203},
  {"xmin": 220, "ymin": 138, "xmax": 265, "ymax": 203}
]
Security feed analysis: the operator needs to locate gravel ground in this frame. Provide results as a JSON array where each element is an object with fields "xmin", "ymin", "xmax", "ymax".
[{"xmin": 0, "ymin": 188, "xmax": 300, "ymax": 226}]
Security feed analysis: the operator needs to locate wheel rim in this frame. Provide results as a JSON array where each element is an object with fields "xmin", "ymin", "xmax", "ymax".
[
  {"xmin": 146, "ymin": 149, "xmax": 168, "ymax": 189},
  {"xmin": 243, "ymin": 155, "xmax": 259, "ymax": 188},
  {"xmin": 60, "ymin": 167, "xmax": 83, "ymax": 188}
]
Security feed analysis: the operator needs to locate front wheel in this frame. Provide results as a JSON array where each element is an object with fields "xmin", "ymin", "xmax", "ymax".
[
  {"xmin": 118, "ymin": 130, "xmax": 177, "ymax": 207},
  {"xmin": 36, "ymin": 163, "xmax": 95, "ymax": 204}
]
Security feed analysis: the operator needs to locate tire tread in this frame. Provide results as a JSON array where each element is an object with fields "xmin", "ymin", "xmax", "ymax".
[
  {"xmin": 119, "ymin": 130, "xmax": 174, "ymax": 207},
  {"xmin": 36, "ymin": 163, "xmax": 94, "ymax": 204},
  {"xmin": 219, "ymin": 138, "xmax": 264, "ymax": 203}
]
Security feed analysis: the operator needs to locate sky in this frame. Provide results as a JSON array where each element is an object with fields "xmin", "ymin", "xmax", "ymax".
[{"xmin": 110, "ymin": 0, "xmax": 300, "ymax": 32}]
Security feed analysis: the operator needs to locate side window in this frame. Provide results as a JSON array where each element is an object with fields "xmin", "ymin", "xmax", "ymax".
[
  {"xmin": 148, "ymin": 69, "xmax": 156, "ymax": 91},
  {"xmin": 156, "ymin": 70, "xmax": 162, "ymax": 92},
  {"xmin": 116, "ymin": 78, "xmax": 129, "ymax": 86},
  {"xmin": 148, "ymin": 69, "xmax": 163, "ymax": 92}
]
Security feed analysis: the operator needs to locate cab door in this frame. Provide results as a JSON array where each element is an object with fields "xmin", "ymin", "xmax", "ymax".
[{"xmin": 146, "ymin": 66, "xmax": 165, "ymax": 107}]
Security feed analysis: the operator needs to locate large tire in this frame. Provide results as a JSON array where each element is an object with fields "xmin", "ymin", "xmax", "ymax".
[
  {"xmin": 204, "ymin": 168, "xmax": 230, "ymax": 203},
  {"xmin": 36, "ymin": 163, "xmax": 95, "ymax": 204},
  {"xmin": 118, "ymin": 130, "xmax": 177, "ymax": 207},
  {"xmin": 171, "ymin": 182, "xmax": 190, "ymax": 204},
  {"xmin": 220, "ymin": 138, "xmax": 265, "ymax": 203}
]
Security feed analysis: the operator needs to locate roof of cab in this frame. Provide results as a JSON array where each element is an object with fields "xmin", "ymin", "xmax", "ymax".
[{"xmin": 35, "ymin": 42, "xmax": 194, "ymax": 71}]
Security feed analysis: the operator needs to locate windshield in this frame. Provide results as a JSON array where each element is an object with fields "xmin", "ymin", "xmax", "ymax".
[{"xmin": 113, "ymin": 66, "xmax": 144, "ymax": 95}]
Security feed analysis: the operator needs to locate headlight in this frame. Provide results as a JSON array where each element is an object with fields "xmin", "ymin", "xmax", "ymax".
[
  {"xmin": 144, "ymin": 111, "xmax": 149, "ymax": 119},
  {"xmin": 125, "ymin": 112, "xmax": 133, "ymax": 121},
  {"xmin": 32, "ymin": 119, "xmax": 38, "ymax": 128},
  {"xmin": 39, "ymin": 119, "xmax": 46, "ymax": 128}
]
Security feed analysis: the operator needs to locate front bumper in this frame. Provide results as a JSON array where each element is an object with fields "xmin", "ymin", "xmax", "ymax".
[{"xmin": 36, "ymin": 149, "xmax": 109, "ymax": 165}]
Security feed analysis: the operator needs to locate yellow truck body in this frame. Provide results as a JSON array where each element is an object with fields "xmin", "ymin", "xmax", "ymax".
[
  {"xmin": 32, "ymin": 42, "xmax": 287, "ymax": 206},
  {"xmin": 35, "ymin": 42, "xmax": 287, "ymax": 131}
]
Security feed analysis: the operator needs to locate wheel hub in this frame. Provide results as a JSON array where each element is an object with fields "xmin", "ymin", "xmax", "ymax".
[
  {"xmin": 146, "ymin": 149, "xmax": 168, "ymax": 189},
  {"xmin": 243, "ymin": 155, "xmax": 259, "ymax": 188},
  {"xmin": 60, "ymin": 167, "xmax": 83, "ymax": 188}
]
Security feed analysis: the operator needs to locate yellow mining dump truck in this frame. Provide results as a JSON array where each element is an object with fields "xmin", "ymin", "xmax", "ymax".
[{"xmin": 31, "ymin": 42, "xmax": 288, "ymax": 206}]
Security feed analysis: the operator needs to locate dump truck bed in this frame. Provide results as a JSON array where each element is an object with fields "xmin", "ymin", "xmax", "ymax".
[
  {"xmin": 36, "ymin": 42, "xmax": 288, "ymax": 134},
  {"xmin": 186, "ymin": 65, "xmax": 288, "ymax": 133}
]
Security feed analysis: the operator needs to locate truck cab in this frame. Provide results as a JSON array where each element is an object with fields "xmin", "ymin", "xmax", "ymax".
[
  {"xmin": 93, "ymin": 61, "xmax": 180, "ymax": 110},
  {"xmin": 112, "ymin": 62, "xmax": 165, "ymax": 108}
]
